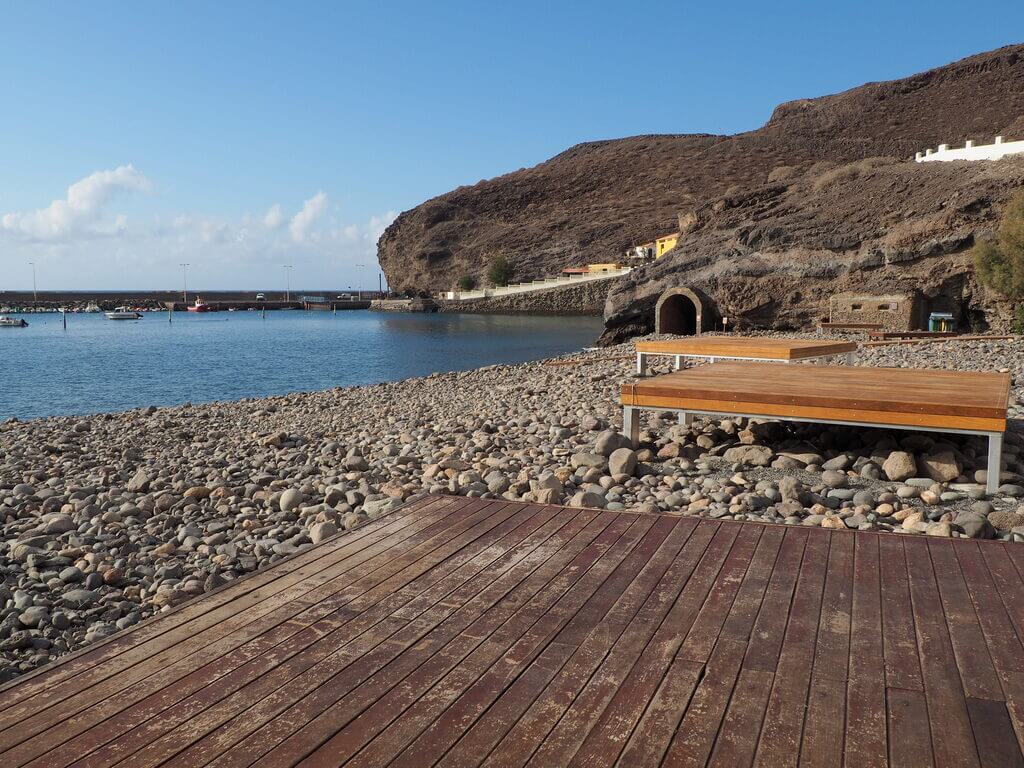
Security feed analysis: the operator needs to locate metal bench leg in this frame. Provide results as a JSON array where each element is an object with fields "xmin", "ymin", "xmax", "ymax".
[
  {"xmin": 678, "ymin": 411, "xmax": 693, "ymax": 426},
  {"xmin": 624, "ymin": 406, "xmax": 640, "ymax": 447},
  {"xmin": 674, "ymin": 355, "xmax": 682, "ymax": 370},
  {"xmin": 846, "ymin": 352, "xmax": 855, "ymax": 365},
  {"xmin": 987, "ymin": 433, "xmax": 1003, "ymax": 495},
  {"xmin": 636, "ymin": 352, "xmax": 646, "ymax": 376}
]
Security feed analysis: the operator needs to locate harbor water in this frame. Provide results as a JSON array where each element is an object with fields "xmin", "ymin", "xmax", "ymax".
[{"xmin": 2, "ymin": 311, "xmax": 603, "ymax": 420}]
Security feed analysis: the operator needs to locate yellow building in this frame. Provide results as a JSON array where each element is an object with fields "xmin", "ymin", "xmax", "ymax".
[
  {"xmin": 655, "ymin": 232, "xmax": 680, "ymax": 258},
  {"xmin": 586, "ymin": 262, "xmax": 623, "ymax": 273}
]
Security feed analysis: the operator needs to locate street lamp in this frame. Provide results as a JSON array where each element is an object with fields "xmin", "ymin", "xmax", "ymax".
[
  {"xmin": 282, "ymin": 265, "xmax": 292, "ymax": 302},
  {"xmin": 28, "ymin": 262, "xmax": 37, "ymax": 302},
  {"xmin": 179, "ymin": 263, "xmax": 189, "ymax": 304},
  {"xmin": 355, "ymin": 263, "xmax": 366, "ymax": 301}
]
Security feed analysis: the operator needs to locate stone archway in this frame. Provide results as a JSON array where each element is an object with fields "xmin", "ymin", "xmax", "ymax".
[{"xmin": 655, "ymin": 287, "xmax": 704, "ymax": 335}]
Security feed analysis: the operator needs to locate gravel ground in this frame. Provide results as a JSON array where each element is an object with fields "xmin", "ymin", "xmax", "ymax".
[{"xmin": 2, "ymin": 333, "xmax": 1023, "ymax": 679}]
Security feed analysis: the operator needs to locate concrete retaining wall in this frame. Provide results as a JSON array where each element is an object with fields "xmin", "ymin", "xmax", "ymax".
[
  {"xmin": 437, "ymin": 277, "xmax": 614, "ymax": 316},
  {"xmin": 915, "ymin": 136, "xmax": 1024, "ymax": 163}
]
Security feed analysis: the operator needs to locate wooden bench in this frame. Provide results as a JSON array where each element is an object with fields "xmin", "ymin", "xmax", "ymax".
[
  {"xmin": 622, "ymin": 361, "xmax": 1011, "ymax": 494},
  {"xmin": 635, "ymin": 337, "xmax": 858, "ymax": 375},
  {"xmin": 867, "ymin": 330, "xmax": 960, "ymax": 340},
  {"xmin": 817, "ymin": 321, "xmax": 883, "ymax": 333},
  {"xmin": 4, "ymin": 495, "xmax": 1024, "ymax": 766}
]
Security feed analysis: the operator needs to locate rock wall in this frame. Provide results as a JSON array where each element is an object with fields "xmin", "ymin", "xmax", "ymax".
[
  {"xmin": 599, "ymin": 155, "xmax": 1024, "ymax": 344},
  {"xmin": 437, "ymin": 275, "xmax": 614, "ymax": 315}
]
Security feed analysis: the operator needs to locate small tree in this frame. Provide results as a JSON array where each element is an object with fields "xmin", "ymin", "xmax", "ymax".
[
  {"xmin": 457, "ymin": 274, "xmax": 477, "ymax": 291},
  {"xmin": 487, "ymin": 255, "xmax": 515, "ymax": 287},
  {"xmin": 973, "ymin": 190, "xmax": 1024, "ymax": 300}
]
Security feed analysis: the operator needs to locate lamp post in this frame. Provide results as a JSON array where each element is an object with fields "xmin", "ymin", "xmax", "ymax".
[
  {"xmin": 179, "ymin": 263, "xmax": 189, "ymax": 304},
  {"xmin": 282, "ymin": 265, "xmax": 292, "ymax": 302},
  {"xmin": 28, "ymin": 262, "xmax": 37, "ymax": 303},
  {"xmin": 355, "ymin": 263, "xmax": 366, "ymax": 301}
]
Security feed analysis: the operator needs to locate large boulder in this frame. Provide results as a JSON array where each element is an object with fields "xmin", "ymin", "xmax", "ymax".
[
  {"xmin": 608, "ymin": 448, "xmax": 638, "ymax": 477},
  {"xmin": 571, "ymin": 453, "xmax": 607, "ymax": 470},
  {"xmin": 882, "ymin": 451, "xmax": 917, "ymax": 482},
  {"xmin": 594, "ymin": 430, "xmax": 633, "ymax": 457},
  {"xmin": 921, "ymin": 451, "xmax": 962, "ymax": 483},
  {"xmin": 723, "ymin": 445, "xmax": 774, "ymax": 467}
]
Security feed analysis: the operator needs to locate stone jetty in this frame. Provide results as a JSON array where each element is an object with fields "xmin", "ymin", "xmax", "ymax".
[{"xmin": 2, "ymin": 333, "xmax": 1022, "ymax": 679}]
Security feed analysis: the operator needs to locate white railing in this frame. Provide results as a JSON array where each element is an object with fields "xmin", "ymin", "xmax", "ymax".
[
  {"xmin": 439, "ymin": 267, "xmax": 632, "ymax": 301},
  {"xmin": 915, "ymin": 135, "xmax": 1024, "ymax": 163}
]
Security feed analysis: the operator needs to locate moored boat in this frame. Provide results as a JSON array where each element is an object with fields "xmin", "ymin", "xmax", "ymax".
[
  {"xmin": 105, "ymin": 307, "xmax": 143, "ymax": 320},
  {"xmin": 0, "ymin": 315, "xmax": 28, "ymax": 327},
  {"xmin": 187, "ymin": 297, "xmax": 214, "ymax": 312}
]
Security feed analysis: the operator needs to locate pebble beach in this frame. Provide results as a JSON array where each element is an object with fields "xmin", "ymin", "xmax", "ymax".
[{"xmin": 2, "ymin": 333, "xmax": 1023, "ymax": 679}]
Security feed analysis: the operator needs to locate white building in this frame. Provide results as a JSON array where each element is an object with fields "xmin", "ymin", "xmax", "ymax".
[{"xmin": 915, "ymin": 135, "xmax": 1024, "ymax": 163}]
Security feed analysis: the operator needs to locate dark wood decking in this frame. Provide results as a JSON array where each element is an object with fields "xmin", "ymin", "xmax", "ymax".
[{"xmin": 2, "ymin": 495, "xmax": 1023, "ymax": 767}]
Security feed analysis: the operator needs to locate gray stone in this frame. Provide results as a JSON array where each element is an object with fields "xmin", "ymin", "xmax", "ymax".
[
  {"xmin": 309, "ymin": 521, "xmax": 338, "ymax": 544},
  {"xmin": 608, "ymin": 448, "xmax": 638, "ymax": 477},
  {"xmin": 722, "ymin": 445, "xmax": 774, "ymax": 467},
  {"xmin": 571, "ymin": 453, "xmax": 607, "ymax": 470},
  {"xmin": 594, "ymin": 430, "xmax": 632, "ymax": 456},
  {"xmin": 18, "ymin": 606, "xmax": 49, "ymax": 628},
  {"xmin": 922, "ymin": 451, "xmax": 961, "ymax": 483},
  {"xmin": 278, "ymin": 489, "xmax": 304, "ymax": 512},
  {"xmin": 882, "ymin": 451, "xmax": 917, "ymax": 482},
  {"xmin": 569, "ymin": 491, "xmax": 607, "ymax": 509},
  {"xmin": 61, "ymin": 589, "xmax": 99, "ymax": 608},
  {"xmin": 821, "ymin": 470, "xmax": 848, "ymax": 489}
]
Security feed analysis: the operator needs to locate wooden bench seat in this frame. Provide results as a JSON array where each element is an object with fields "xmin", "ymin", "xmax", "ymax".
[
  {"xmin": 867, "ymin": 330, "xmax": 960, "ymax": 340},
  {"xmin": 817, "ymin": 321, "xmax": 883, "ymax": 332},
  {"xmin": 622, "ymin": 362, "xmax": 1010, "ymax": 493},
  {"xmin": 635, "ymin": 337, "xmax": 857, "ymax": 375}
]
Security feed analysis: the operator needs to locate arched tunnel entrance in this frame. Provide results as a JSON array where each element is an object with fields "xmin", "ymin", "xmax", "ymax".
[{"xmin": 655, "ymin": 287, "xmax": 705, "ymax": 335}]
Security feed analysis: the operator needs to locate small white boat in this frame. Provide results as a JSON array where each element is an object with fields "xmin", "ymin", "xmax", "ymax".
[
  {"xmin": 105, "ymin": 307, "xmax": 143, "ymax": 320},
  {"xmin": 83, "ymin": 302, "xmax": 102, "ymax": 313},
  {"xmin": 0, "ymin": 315, "xmax": 28, "ymax": 328}
]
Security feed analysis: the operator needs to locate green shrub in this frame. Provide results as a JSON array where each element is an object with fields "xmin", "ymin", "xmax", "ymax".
[
  {"xmin": 457, "ymin": 274, "xmax": 477, "ymax": 291},
  {"xmin": 1015, "ymin": 305, "xmax": 1024, "ymax": 335},
  {"xmin": 487, "ymin": 256, "xmax": 514, "ymax": 287},
  {"xmin": 972, "ymin": 190, "xmax": 1024, "ymax": 299}
]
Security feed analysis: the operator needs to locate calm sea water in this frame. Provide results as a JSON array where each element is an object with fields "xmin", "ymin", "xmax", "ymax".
[{"xmin": 2, "ymin": 310, "xmax": 603, "ymax": 420}]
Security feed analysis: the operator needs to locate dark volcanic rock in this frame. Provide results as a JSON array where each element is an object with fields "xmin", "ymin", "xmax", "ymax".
[{"xmin": 377, "ymin": 44, "xmax": 1024, "ymax": 327}]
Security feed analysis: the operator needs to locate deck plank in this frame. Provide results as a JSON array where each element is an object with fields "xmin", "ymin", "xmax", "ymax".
[
  {"xmin": 878, "ymin": 536, "xmax": 924, "ymax": 691},
  {"xmin": 905, "ymin": 537, "xmax": 982, "ymax": 768},
  {"xmin": 752, "ymin": 529, "xmax": 831, "ymax": 768},
  {"xmin": 0, "ymin": 497, "xmax": 1020, "ymax": 768}
]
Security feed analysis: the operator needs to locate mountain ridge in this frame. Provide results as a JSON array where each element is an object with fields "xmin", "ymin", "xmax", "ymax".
[{"xmin": 377, "ymin": 44, "xmax": 1024, "ymax": 317}]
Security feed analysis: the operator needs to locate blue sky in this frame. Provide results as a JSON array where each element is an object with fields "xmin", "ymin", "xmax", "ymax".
[{"xmin": 1, "ymin": 1, "xmax": 1022, "ymax": 290}]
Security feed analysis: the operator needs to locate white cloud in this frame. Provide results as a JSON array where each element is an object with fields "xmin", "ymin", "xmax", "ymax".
[
  {"xmin": 289, "ymin": 191, "xmax": 327, "ymax": 242},
  {"xmin": 263, "ymin": 203, "xmax": 284, "ymax": 229},
  {"xmin": 0, "ymin": 172, "xmax": 397, "ymax": 288},
  {"xmin": 367, "ymin": 211, "xmax": 397, "ymax": 242},
  {"xmin": 1, "ymin": 164, "xmax": 151, "ymax": 240}
]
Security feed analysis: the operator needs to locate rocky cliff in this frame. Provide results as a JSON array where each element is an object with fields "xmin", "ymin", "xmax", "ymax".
[{"xmin": 378, "ymin": 44, "xmax": 1024, "ymax": 332}]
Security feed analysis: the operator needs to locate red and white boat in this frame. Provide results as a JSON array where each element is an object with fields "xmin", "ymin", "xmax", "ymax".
[{"xmin": 187, "ymin": 297, "xmax": 214, "ymax": 313}]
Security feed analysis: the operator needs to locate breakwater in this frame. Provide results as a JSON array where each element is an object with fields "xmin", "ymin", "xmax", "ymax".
[{"xmin": 0, "ymin": 290, "xmax": 383, "ymax": 312}]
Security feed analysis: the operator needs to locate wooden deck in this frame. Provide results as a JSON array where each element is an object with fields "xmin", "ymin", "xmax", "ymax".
[
  {"xmin": 2, "ymin": 495, "xmax": 1024, "ymax": 767},
  {"xmin": 636, "ymin": 337, "xmax": 858, "ymax": 361}
]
